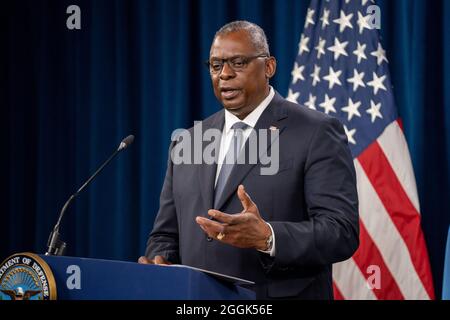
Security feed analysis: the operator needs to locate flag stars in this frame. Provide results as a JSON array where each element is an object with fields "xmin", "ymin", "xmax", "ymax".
[
  {"xmin": 291, "ymin": 62, "xmax": 305, "ymax": 84},
  {"xmin": 347, "ymin": 69, "xmax": 366, "ymax": 91},
  {"xmin": 367, "ymin": 72, "xmax": 387, "ymax": 95},
  {"xmin": 328, "ymin": 38, "xmax": 349, "ymax": 60},
  {"xmin": 343, "ymin": 125, "xmax": 357, "ymax": 145},
  {"xmin": 353, "ymin": 41, "xmax": 367, "ymax": 64},
  {"xmin": 304, "ymin": 93, "xmax": 317, "ymax": 110},
  {"xmin": 288, "ymin": 3, "xmax": 391, "ymax": 148},
  {"xmin": 320, "ymin": 8, "xmax": 330, "ymax": 29},
  {"xmin": 323, "ymin": 66, "xmax": 342, "ymax": 89},
  {"xmin": 305, "ymin": 8, "xmax": 315, "ymax": 28},
  {"xmin": 310, "ymin": 64, "xmax": 321, "ymax": 86},
  {"xmin": 319, "ymin": 94, "xmax": 337, "ymax": 114},
  {"xmin": 286, "ymin": 89, "xmax": 300, "ymax": 103},
  {"xmin": 341, "ymin": 98, "xmax": 362, "ymax": 121},
  {"xmin": 333, "ymin": 10, "xmax": 354, "ymax": 33},
  {"xmin": 298, "ymin": 34, "xmax": 310, "ymax": 55},
  {"xmin": 315, "ymin": 37, "xmax": 326, "ymax": 59},
  {"xmin": 366, "ymin": 100, "xmax": 383, "ymax": 122},
  {"xmin": 357, "ymin": 11, "xmax": 372, "ymax": 34},
  {"xmin": 371, "ymin": 43, "xmax": 388, "ymax": 65}
]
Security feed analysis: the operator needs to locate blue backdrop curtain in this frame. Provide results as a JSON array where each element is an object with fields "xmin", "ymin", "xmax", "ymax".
[{"xmin": 1, "ymin": 0, "xmax": 449, "ymax": 296}]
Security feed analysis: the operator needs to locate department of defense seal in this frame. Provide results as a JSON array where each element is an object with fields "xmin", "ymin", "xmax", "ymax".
[{"xmin": 0, "ymin": 252, "xmax": 57, "ymax": 300}]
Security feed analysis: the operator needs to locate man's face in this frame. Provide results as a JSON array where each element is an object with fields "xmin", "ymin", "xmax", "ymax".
[{"xmin": 209, "ymin": 30, "xmax": 276, "ymax": 119}]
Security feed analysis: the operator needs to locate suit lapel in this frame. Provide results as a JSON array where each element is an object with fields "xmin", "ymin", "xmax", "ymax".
[
  {"xmin": 198, "ymin": 110, "xmax": 224, "ymax": 210},
  {"xmin": 213, "ymin": 92, "xmax": 289, "ymax": 210}
]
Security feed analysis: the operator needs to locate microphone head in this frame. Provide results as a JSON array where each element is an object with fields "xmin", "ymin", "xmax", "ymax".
[
  {"xmin": 122, "ymin": 134, "xmax": 135, "ymax": 146},
  {"xmin": 118, "ymin": 135, "xmax": 135, "ymax": 151}
]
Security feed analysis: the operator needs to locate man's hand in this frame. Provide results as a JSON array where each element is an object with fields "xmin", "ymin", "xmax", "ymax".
[
  {"xmin": 195, "ymin": 184, "xmax": 272, "ymax": 250},
  {"xmin": 138, "ymin": 255, "xmax": 172, "ymax": 265}
]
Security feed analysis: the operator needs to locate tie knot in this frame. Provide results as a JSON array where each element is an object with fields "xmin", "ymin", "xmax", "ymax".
[{"xmin": 231, "ymin": 121, "xmax": 249, "ymax": 131}]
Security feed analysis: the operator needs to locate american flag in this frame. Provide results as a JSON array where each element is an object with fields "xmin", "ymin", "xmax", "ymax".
[{"xmin": 288, "ymin": 0, "xmax": 435, "ymax": 299}]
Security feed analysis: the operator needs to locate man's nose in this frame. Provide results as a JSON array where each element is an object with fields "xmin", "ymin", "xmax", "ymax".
[{"xmin": 220, "ymin": 62, "xmax": 236, "ymax": 80}]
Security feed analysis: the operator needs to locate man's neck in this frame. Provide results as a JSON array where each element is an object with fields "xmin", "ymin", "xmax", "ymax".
[
  {"xmin": 236, "ymin": 86, "xmax": 271, "ymax": 120},
  {"xmin": 224, "ymin": 86, "xmax": 275, "ymax": 132}
]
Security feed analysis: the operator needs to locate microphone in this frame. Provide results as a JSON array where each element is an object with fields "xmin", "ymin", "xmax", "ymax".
[{"xmin": 45, "ymin": 135, "xmax": 135, "ymax": 256}]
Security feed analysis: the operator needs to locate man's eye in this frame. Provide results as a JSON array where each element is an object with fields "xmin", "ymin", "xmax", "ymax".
[
  {"xmin": 211, "ymin": 62, "xmax": 222, "ymax": 70},
  {"xmin": 232, "ymin": 59, "xmax": 245, "ymax": 67}
]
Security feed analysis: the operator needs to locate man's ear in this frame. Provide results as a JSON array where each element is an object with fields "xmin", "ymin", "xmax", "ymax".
[{"xmin": 265, "ymin": 56, "xmax": 277, "ymax": 79}]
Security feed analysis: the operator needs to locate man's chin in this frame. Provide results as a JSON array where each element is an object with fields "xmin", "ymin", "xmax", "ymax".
[
  {"xmin": 223, "ymin": 104, "xmax": 245, "ymax": 115},
  {"xmin": 222, "ymin": 98, "xmax": 245, "ymax": 111}
]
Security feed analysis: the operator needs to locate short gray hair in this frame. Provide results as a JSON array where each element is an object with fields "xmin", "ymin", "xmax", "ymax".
[{"xmin": 213, "ymin": 20, "xmax": 270, "ymax": 56}]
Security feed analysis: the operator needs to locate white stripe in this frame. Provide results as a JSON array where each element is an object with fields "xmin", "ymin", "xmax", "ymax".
[
  {"xmin": 377, "ymin": 121, "xmax": 421, "ymax": 213},
  {"xmin": 333, "ymin": 258, "xmax": 377, "ymax": 300},
  {"xmin": 354, "ymin": 159, "xmax": 430, "ymax": 299}
]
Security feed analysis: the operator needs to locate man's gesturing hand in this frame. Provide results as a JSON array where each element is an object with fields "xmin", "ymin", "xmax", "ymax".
[{"xmin": 195, "ymin": 185, "xmax": 272, "ymax": 250}]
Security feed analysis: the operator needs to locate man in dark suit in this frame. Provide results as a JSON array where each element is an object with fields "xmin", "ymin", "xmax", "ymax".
[{"xmin": 139, "ymin": 20, "xmax": 359, "ymax": 299}]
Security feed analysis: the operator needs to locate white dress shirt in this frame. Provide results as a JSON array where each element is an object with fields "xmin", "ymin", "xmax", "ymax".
[{"xmin": 215, "ymin": 86, "xmax": 276, "ymax": 256}]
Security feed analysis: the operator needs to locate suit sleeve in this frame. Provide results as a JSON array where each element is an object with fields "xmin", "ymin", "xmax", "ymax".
[
  {"xmin": 144, "ymin": 141, "xmax": 181, "ymax": 263},
  {"xmin": 265, "ymin": 117, "xmax": 359, "ymax": 269}
]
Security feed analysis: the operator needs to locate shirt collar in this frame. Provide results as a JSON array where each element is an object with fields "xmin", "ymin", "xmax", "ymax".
[{"xmin": 224, "ymin": 86, "xmax": 275, "ymax": 134}]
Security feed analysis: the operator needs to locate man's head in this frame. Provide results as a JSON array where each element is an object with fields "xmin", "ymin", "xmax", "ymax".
[{"xmin": 208, "ymin": 21, "xmax": 277, "ymax": 119}]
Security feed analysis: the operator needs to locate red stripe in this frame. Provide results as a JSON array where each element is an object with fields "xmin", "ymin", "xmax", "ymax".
[
  {"xmin": 358, "ymin": 140, "xmax": 435, "ymax": 299},
  {"xmin": 333, "ymin": 281, "xmax": 345, "ymax": 300},
  {"xmin": 397, "ymin": 118, "xmax": 404, "ymax": 132},
  {"xmin": 352, "ymin": 220, "xmax": 405, "ymax": 299}
]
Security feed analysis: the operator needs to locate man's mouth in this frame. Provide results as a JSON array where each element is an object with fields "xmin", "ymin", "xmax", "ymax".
[{"xmin": 220, "ymin": 87, "xmax": 241, "ymax": 100}]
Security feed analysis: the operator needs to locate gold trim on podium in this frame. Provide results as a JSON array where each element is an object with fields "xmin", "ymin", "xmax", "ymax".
[{"xmin": 0, "ymin": 252, "xmax": 57, "ymax": 300}]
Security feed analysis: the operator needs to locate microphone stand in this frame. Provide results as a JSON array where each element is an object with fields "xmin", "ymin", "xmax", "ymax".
[{"xmin": 45, "ymin": 136, "xmax": 134, "ymax": 256}]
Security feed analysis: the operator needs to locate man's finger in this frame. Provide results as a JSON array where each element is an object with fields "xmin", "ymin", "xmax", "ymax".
[
  {"xmin": 196, "ymin": 216, "xmax": 225, "ymax": 234},
  {"xmin": 199, "ymin": 224, "xmax": 217, "ymax": 238},
  {"xmin": 237, "ymin": 184, "xmax": 253, "ymax": 211},
  {"xmin": 199, "ymin": 224, "xmax": 207, "ymax": 233},
  {"xmin": 154, "ymin": 255, "xmax": 171, "ymax": 265},
  {"xmin": 196, "ymin": 217, "xmax": 216, "ymax": 238},
  {"xmin": 138, "ymin": 256, "xmax": 153, "ymax": 264},
  {"xmin": 208, "ymin": 209, "xmax": 235, "ymax": 224}
]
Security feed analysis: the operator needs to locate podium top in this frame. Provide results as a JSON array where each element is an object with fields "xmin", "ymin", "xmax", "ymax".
[
  {"xmin": 165, "ymin": 264, "xmax": 254, "ymax": 286},
  {"xmin": 39, "ymin": 255, "xmax": 256, "ymax": 300}
]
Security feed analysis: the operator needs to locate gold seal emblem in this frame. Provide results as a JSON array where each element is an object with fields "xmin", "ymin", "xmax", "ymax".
[{"xmin": 0, "ymin": 252, "xmax": 57, "ymax": 300}]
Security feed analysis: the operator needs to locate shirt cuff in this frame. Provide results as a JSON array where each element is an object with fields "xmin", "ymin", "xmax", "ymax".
[{"xmin": 257, "ymin": 222, "xmax": 276, "ymax": 257}]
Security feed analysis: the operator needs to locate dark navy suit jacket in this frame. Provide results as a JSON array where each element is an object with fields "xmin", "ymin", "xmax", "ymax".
[{"xmin": 145, "ymin": 92, "xmax": 359, "ymax": 299}]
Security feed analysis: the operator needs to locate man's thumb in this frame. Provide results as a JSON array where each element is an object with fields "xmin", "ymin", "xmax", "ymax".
[{"xmin": 237, "ymin": 185, "xmax": 253, "ymax": 211}]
